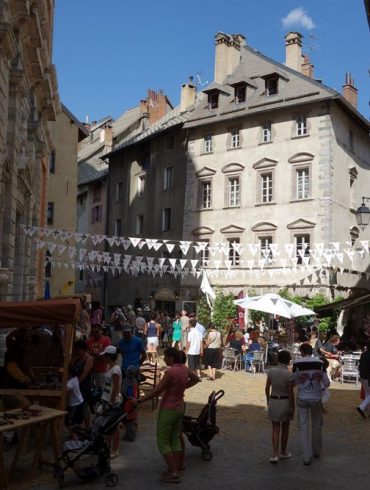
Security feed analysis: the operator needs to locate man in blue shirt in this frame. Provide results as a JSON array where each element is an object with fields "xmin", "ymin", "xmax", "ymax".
[{"xmin": 118, "ymin": 326, "xmax": 146, "ymax": 374}]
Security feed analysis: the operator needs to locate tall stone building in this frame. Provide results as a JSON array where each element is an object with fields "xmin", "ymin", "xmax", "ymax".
[
  {"xmin": 46, "ymin": 104, "xmax": 88, "ymax": 298},
  {"xmin": 76, "ymin": 90, "xmax": 172, "ymax": 305},
  {"xmin": 103, "ymin": 83, "xmax": 199, "ymax": 314},
  {"xmin": 0, "ymin": 0, "xmax": 59, "ymax": 301},
  {"xmin": 181, "ymin": 31, "xmax": 370, "ymax": 302}
]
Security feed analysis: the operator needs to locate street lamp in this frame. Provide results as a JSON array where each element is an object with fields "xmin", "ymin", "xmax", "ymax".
[{"xmin": 355, "ymin": 197, "xmax": 370, "ymax": 231}]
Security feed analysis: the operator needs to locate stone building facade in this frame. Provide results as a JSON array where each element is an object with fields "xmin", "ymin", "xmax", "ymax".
[
  {"xmin": 46, "ymin": 104, "xmax": 88, "ymax": 298},
  {"xmin": 0, "ymin": 0, "xmax": 59, "ymax": 301},
  {"xmin": 181, "ymin": 32, "xmax": 370, "ymax": 301},
  {"xmin": 76, "ymin": 90, "xmax": 172, "ymax": 305}
]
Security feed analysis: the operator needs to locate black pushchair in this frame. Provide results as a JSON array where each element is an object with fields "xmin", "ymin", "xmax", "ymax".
[
  {"xmin": 54, "ymin": 403, "xmax": 129, "ymax": 488},
  {"xmin": 182, "ymin": 390, "xmax": 224, "ymax": 461}
]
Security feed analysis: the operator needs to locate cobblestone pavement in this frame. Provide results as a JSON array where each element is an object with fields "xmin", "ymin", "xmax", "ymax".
[{"xmin": 36, "ymin": 368, "xmax": 368, "ymax": 490}]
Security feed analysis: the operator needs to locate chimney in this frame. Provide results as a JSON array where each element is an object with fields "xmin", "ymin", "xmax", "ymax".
[
  {"xmin": 140, "ymin": 99, "xmax": 149, "ymax": 114},
  {"xmin": 285, "ymin": 32, "xmax": 303, "ymax": 71},
  {"xmin": 146, "ymin": 89, "xmax": 169, "ymax": 124},
  {"xmin": 214, "ymin": 32, "xmax": 244, "ymax": 84},
  {"xmin": 180, "ymin": 79, "xmax": 196, "ymax": 112},
  {"xmin": 100, "ymin": 124, "xmax": 113, "ymax": 153},
  {"xmin": 301, "ymin": 54, "xmax": 314, "ymax": 78},
  {"xmin": 342, "ymin": 73, "xmax": 358, "ymax": 109}
]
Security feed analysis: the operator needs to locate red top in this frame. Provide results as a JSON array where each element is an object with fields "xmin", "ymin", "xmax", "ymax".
[
  {"xmin": 87, "ymin": 335, "xmax": 111, "ymax": 373},
  {"xmin": 160, "ymin": 364, "xmax": 189, "ymax": 410}
]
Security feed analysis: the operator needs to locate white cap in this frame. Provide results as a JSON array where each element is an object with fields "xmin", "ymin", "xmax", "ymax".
[{"xmin": 100, "ymin": 345, "xmax": 117, "ymax": 356}]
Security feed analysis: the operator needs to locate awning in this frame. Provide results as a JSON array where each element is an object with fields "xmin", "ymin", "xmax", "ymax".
[
  {"xmin": 315, "ymin": 293, "xmax": 370, "ymax": 317},
  {"xmin": 0, "ymin": 299, "xmax": 81, "ymax": 328}
]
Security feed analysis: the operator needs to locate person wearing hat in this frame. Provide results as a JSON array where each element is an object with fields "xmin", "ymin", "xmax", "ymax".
[
  {"xmin": 100, "ymin": 345, "xmax": 122, "ymax": 458},
  {"xmin": 118, "ymin": 325, "xmax": 147, "ymax": 375}
]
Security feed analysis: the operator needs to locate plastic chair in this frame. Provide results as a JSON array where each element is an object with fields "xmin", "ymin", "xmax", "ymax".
[
  {"xmin": 221, "ymin": 347, "xmax": 242, "ymax": 371},
  {"xmin": 340, "ymin": 357, "xmax": 359, "ymax": 386}
]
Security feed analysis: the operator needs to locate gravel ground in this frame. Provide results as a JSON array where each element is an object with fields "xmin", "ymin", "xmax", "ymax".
[{"xmin": 32, "ymin": 366, "xmax": 370, "ymax": 490}]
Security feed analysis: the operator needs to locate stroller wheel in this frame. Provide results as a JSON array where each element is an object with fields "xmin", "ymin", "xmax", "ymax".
[
  {"xmin": 202, "ymin": 450, "xmax": 213, "ymax": 462},
  {"xmin": 105, "ymin": 472, "xmax": 119, "ymax": 487}
]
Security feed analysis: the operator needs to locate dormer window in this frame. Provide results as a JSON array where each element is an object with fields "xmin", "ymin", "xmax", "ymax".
[
  {"xmin": 208, "ymin": 92, "xmax": 219, "ymax": 109},
  {"xmin": 235, "ymin": 85, "xmax": 246, "ymax": 104},
  {"xmin": 265, "ymin": 76, "xmax": 278, "ymax": 96}
]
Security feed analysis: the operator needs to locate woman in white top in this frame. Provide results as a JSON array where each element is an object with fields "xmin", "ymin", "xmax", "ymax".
[{"xmin": 100, "ymin": 346, "xmax": 122, "ymax": 458}]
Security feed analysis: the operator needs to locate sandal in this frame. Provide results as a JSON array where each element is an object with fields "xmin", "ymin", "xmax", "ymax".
[{"xmin": 160, "ymin": 472, "xmax": 181, "ymax": 483}]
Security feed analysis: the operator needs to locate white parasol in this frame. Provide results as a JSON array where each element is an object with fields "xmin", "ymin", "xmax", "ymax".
[{"xmin": 234, "ymin": 293, "xmax": 315, "ymax": 319}]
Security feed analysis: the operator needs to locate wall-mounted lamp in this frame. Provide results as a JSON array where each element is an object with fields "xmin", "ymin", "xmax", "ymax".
[{"xmin": 355, "ymin": 197, "xmax": 370, "ymax": 231}]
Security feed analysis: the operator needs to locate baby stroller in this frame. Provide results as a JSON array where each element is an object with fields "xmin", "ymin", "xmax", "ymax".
[
  {"xmin": 182, "ymin": 390, "xmax": 224, "ymax": 461},
  {"xmin": 53, "ymin": 402, "xmax": 130, "ymax": 488}
]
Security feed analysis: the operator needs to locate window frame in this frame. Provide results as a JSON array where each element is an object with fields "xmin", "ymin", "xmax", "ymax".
[
  {"xmin": 92, "ymin": 184, "xmax": 101, "ymax": 203},
  {"xmin": 230, "ymin": 129, "xmax": 240, "ymax": 149},
  {"xmin": 203, "ymin": 134, "xmax": 213, "ymax": 153},
  {"xmin": 49, "ymin": 150, "xmax": 56, "ymax": 174},
  {"xmin": 296, "ymin": 115, "xmax": 307, "ymax": 137},
  {"xmin": 115, "ymin": 218, "xmax": 122, "ymax": 236},
  {"xmin": 136, "ymin": 214, "xmax": 144, "ymax": 235},
  {"xmin": 235, "ymin": 85, "xmax": 246, "ymax": 104},
  {"xmin": 265, "ymin": 77, "xmax": 278, "ymax": 96},
  {"xmin": 115, "ymin": 181, "xmax": 123, "ymax": 202},
  {"xmin": 262, "ymin": 122, "xmax": 272, "ymax": 143},
  {"xmin": 294, "ymin": 234, "xmax": 311, "ymax": 264},
  {"xmin": 47, "ymin": 202, "xmax": 54, "ymax": 225},
  {"xmin": 91, "ymin": 205, "xmax": 102, "ymax": 224},
  {"xmin": 228, "ymin": 176, "xmax": 240, "ymax": 207},
  {"xmin": 208, "ymin": 92, "xmax": 219, "ymax": 110},
  {"xmin": 258, "ymin": 235, "xmax": 273, "ymax": 260},
  {"xmin": 162, "ymin": 207, "xmax": 172, "ymax": 232},
  {"xmin": 164, "ymin": 166, "xmax": 174, "ymax": 190},
  {"xmin": 227, "ymin": 237, "xmax": 241, "ymax": 266},
  {"xmin": 260, "ymin": 172, "xmax": 273, "ymax": 203},
  {"xmin": 296, "ymin": 167, "xmax": 310, "ymax": 200},
  {"xmin": 200, "ymin": 180, "xmax": 212, "ymax": 209}
]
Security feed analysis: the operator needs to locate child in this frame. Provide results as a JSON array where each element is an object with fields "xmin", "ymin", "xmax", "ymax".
[
  {"xmin": 121, "ymin": 365, "xmax": 139, "ymax": 441},
  {"xmin": 66, "ymin": 366, "xmax": 84, "ymax": 438}
]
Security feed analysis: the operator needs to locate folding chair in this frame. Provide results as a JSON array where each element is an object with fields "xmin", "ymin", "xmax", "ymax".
[{"xmin": 221, "ymin": 347, "xmax": 242, "ymax": 371}]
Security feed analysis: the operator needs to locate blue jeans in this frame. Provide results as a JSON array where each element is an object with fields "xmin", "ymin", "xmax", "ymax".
[{"xmin": 244, "ymin": 353, "xmax": 254, "ymax": 370}]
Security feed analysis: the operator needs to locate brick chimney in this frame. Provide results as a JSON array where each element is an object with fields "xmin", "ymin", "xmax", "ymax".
[
  {"xmin": 180, "ymin": 79, "xmax": 196, "ymax": 112},
  {"xmin": 145, "ymin": 89, "xmax": 168, "ymax": 124},
  {"xmin": 342, "ymin": 73, "xmax": 358, "ymax": 109},
  {"xmin": 214, "ymin": 32, "xmax": 245, "ymax": 84},
  {"xmin": 285, "ymin": 32, "xmax": 303, "ymax": 71},
  {"xmin": 301, "ymin": 54, "xmax": 314, "ymax": 78}
]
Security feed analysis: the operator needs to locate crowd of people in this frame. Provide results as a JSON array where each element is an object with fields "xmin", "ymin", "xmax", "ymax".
[{"xmin": 2, "ymin": 301, "xmax": 370, "ymax": 483}]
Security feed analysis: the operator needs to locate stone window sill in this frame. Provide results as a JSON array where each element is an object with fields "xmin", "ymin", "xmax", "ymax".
[
  {"xmin": 291, "ymin": 134, "xmax": 310, "ymax": 140},
  {"xmin": 289, "ymin": 198, "xmax": 314, "ymax": 203},
  {"xmin": 255, "ymin": 201, "xmax": 276, "ymax": 207}
]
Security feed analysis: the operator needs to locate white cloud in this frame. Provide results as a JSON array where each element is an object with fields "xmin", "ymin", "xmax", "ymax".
[{"xmin": 281, "ymin": 7, "xmax": 315, "ymax": 30}]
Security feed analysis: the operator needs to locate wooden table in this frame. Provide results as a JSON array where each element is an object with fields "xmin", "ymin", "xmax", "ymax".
[{"xmin": 0, "ymin": 405, "xmax": 66, "ymax": 489}]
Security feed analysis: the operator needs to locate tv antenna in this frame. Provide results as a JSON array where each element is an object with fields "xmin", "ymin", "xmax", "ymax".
[
  {"xmin": 196, "ymin": 71, "xmax": 209, "ymax": 87},
  {"xmin": 302, "ymin": 34, "xmax": 321, "ymax": 54}
]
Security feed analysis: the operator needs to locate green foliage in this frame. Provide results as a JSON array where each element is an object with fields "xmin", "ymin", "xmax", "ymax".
[
  {"xmin": 196, "ymin": 295, "xmax": 211, "ymax": 327},
  {"xmin": 246, "ymin": 288, "xmax": 270, "ymax": 325},
  {"xmin": 212, "ymin": 288, "xmax": 236, "ymax": 333}
]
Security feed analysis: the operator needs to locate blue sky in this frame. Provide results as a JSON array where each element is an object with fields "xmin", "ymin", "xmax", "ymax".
[{"xmin": 54, "ymin": 0, "xmax": 369, "ymax": 122}]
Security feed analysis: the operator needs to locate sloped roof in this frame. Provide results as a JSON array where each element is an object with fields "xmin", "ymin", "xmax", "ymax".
[
  {"xmin": 103, "ymin": 93, "xmax": 205, "ymax": 159},
  {"xmin": 61, "ymin": 103, "xmax": 89, "ymax": 141},
  {"xmin": 78, "ymin": 106, "xmax": 143, "ymax": 163},
  {"xmin": 184, "ymin": 43, "xmax": 355, "ymax": 129}
]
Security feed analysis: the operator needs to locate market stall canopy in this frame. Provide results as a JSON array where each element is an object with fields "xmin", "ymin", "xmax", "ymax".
[
  {"xmin": 0, "ymin": 299, "xmax": 81, "ymax": 328},
  {"xmin": 234, "ymin": 293, "xmax": 315, "ymax": 319}
]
